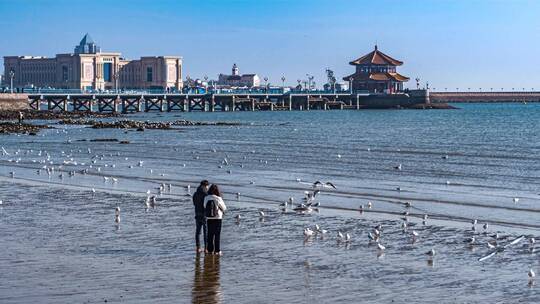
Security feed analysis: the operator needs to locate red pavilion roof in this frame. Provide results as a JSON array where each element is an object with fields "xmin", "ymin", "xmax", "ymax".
[
  {"xmin": 343, "ymin": 72, "xmax": 409, "ymax": 82},
  {"xmin": 349, "ymin": 46, "xmax": 403, "ymax": 66}
]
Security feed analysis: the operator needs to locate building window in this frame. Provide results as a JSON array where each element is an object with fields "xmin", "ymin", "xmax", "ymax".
[
  {"xmin": 146, "ymin": 67, "xmax": 153, "ymax": 82},
  {"xmin": 103, "ymin": 62, "xmax": 112, "ymax": 82},
  {"xmin": 62, "ymin": 66, "xmax": 68, "ymax": 81}
]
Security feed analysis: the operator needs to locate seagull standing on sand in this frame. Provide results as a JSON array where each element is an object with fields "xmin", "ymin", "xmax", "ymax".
[
  {"xmin": 115, "ymin": 207, "xmax": 121, "ymax": 223},
  {"xmin": 337, "ymin": 231, "xmax": 344, "ymax": 242},
  {"xmin": 426, "ymin": 248, "xmax": 436, "ymax": 258},
  {"xmin": 394, "ymin": 164, "xmax": 402, "ymax": 170},
  {"xmin": 304, "ymin": 228, "xmax": 314, "ymax": 238}
]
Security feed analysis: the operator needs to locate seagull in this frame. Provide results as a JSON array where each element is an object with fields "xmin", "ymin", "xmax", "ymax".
[
  {"xmin": 91, "ymin": 188, "xmax": 96, "ymax": 194},
  {"xmin": 313, "ymin": 181, "xmax": 336, "ymax": 189},
  {"xmin": 487, "ymin": 241, "xmax": 497, "ymax": 249},
  {"xmin": 394, "ymin": 164, "xmax": 402, "ymax": 170},
  {"xmin": 483, "ymin": 222, "xmax": 489, "ymax": 232},
  {"xmin": 303, "ymin": 228, "xmax": 314, "ymax": 238},
  {"xmin": 466, "ymin": 236, "xmax": 476, "ymax": 246},
  {"xmin": 529, "ymin": 269, "xmax": 536, "ymax": 279},
  {"xmin": 368, "ymin": 232, "xmax": 378, "ymax": 242},
  {"xmin": 235, "ymin": 214, "xmax": 241, "ymax": 223},
  {"xmin": 145, "ymin": 197, "xmax": 151, "ymax": 209},
  {"xmin": 367, "ymin": 201, "xmax": 373, "ymax": 209},
  {"xmin": 442, "ymin": 155, "xmax": 449, "ymax": 159},
  {"xmin": 513, "ymin": 197, "xmax": 519, "ymax": 203},
  {"xmin": 9, "ymin": 171, "xmax": 15, "ymax": 178},
  {"xmin": 404, "ymin": 201, "xmax": 412, "ymax": 208},
  {"xmin": 258, "ymin": 211, "xmax": 265, "ymax": 218},
  {"xmin": 377, "ymin": 243, "xmax": 386, "ymax": 251},
  {"xmin": 115, "ymin": 207, "xmax": 121, "ymax": 223},
  {"xmin": 344, "ymin": 233, "xmax": 351, "ymax": 242},
  {"xmin": 337, "ymin": 231, "xmax": 344, "ymax": 242},
  {"xmin": 425, "ymin": 248, "xmax": 436, "ymax": 257}
]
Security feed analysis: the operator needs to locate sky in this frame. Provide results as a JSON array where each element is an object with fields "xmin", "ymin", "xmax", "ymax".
[{"xmin": 1, "ymin": 0, "xmax": 539, "ymax": 90}]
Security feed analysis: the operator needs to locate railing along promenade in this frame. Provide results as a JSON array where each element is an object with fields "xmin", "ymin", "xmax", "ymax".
[{"xmin": 430, "ymin": 91, "xmax": 540, "ymax": 103}]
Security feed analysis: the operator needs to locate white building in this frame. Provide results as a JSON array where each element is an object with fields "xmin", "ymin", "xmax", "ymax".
[{"xmin": 216, "ymin": 64, "xmax": 260, "ymax": 88}]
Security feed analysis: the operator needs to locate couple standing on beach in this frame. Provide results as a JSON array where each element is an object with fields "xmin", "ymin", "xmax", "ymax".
[{"xmin": 192, "ymin": 180, "xmax": 227, "ymax": 255}]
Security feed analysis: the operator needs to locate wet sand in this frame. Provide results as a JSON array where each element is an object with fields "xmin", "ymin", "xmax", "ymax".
[{"xmin": 1, "ymin": 104, "xmax": 539, "ymax": 303}]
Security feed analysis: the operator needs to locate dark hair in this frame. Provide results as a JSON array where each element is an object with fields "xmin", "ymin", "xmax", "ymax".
[
  {"xmin": 200, "ymin": 180, "xmax": 209, "ymax": 186},
  {"xmin": 208, "ymin": 184, "xmax": 221, "ymax": 197}
]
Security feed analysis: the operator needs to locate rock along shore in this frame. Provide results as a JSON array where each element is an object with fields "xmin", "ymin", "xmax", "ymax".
[
  {"xmin": 0, "ymin": 109, "xmax": 119, "ymax": 120},
  {"xmin": 57, "ymin": 119, "xmax": 241, "ymax": 130},
  {"xmin": 0, "ymin": 122, "xmax": 51, "ymax": 135}
]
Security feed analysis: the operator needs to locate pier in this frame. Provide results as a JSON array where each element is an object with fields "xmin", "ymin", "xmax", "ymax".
[{"xmin": 25, "ymin": 91, "xmax": 373, "ymax": 113}]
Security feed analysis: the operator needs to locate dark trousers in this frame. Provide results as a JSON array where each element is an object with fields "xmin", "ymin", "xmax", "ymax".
[
  {"xmin": 195, "ymin": 217, "xmax": 207, "ymax": 248},
  {"xmin": 207, "ymin": 219, "xmax": 222, "ymax": 253}
]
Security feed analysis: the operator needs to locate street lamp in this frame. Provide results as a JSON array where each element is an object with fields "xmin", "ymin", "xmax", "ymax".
[
  {"xmin": 349, "ymin": 76, "xmax": 354, "ymax": 94},
  {"xmin": 281, "ymin": 76, "xmax": 285, "ymax": 89},
  {"xmin": 297, "ymin": 79, "xmax": 302, "ymax": 91},
  {"xmin": 264, "ymin": 76, "xmax": 268, "ymax": 92},
  {"xmin": 113, "ymin": 71, "xmax": 119, "ymax": 93},
  {"xmin": 9, "ymin": 69, "xmax": 15, "ymax": 93},
  {"xmin": 306, "ymin": 74, "xmax": 314, "ymax": 92},
  {"xmin": 204, "ymin": 75, "xmax": 209, "ymax": 92}
]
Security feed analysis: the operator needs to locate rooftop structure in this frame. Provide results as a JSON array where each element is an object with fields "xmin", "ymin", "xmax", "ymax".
[
  {"xmin": 343, "ymin": 46, "xmax": 409, "ymax": 93},
  {"xmin": 217, "ymin": 64, "xmax": 260, "ymax": 88}
]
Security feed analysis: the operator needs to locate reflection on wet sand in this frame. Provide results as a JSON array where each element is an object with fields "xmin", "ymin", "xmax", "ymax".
[{"xmin": 192, "ymin": 254, "xmax": 222, "ymax": 304}]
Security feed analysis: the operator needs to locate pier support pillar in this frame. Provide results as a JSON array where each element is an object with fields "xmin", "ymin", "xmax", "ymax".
[
  {"xmin": 288, "ymin": 95, "xmax": 292, "ymax": 111},
  {"xmin": 356, "ymin": 94, "xmax": 360, "ymax": 110},
  {"xmin": 306, "ymin": 96, "xmax": 310, "ymax": 111}
]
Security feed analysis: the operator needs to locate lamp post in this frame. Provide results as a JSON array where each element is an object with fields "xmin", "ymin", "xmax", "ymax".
[
  {"xmin": 264, "ymin": 76, "xmax": 268, "ymax": 92},
  {"xmin": 297, "ymin": 79, "xmax": 301, "ymax": 91},
  {"xmin": 204, "ymin": 75, "xmax": 209, "ymax": 92},
  {"xmin": 113, "ymin": 71, "xmax": 119, "ymax": 93},
  {"xmin": 415, "ymin": 77, "xmax": 420, "ymax": 90},
  {"xmin": 281, "ymin": 76, "xmax": 285, "ymax": 90},
  {"xmin": 9, "ymin": 69, "xmax": 15, "ymax": 93},
  {"xmin": 349, "ymin": 76, "xmax": 354, "ymax": 94}
]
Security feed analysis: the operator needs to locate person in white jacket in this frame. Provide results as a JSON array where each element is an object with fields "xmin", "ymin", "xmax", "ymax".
[{"xmin": 204, "ymin": 184, "xmax": 227, "ymax": 255}]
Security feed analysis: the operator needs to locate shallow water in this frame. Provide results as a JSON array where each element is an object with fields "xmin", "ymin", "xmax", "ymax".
[{"xmin": 0, "ymin": 103, "xmax": 539, "ymax": 303}]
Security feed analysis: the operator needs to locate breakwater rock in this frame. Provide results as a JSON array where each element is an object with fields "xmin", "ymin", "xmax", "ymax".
[
  {"xmin": 58, "ymin": 119, "xmax": 242, "ymax": 129},
  {"xmin": 0, "ymin": 122, "xmax": 50, "ymax": 135},
  {"xmin": 0, "ymin": 110, "xmax": 119, "ymax": 121}
]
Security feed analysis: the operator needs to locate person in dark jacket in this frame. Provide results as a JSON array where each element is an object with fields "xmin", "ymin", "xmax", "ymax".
[{"xmin": 193, "ymin": 180, "xmax": 210, "ymax": 253}]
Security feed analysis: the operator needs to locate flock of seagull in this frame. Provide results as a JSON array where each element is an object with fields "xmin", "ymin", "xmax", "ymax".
[{"xmin": 1, "ymin": 143, "xmax": 538, "ymax": 285}]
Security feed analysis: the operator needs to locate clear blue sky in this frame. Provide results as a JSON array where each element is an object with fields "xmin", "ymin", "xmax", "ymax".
[{"xmin": 1, "ymin": 0, "xmax": 539, "ymax": 90}]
